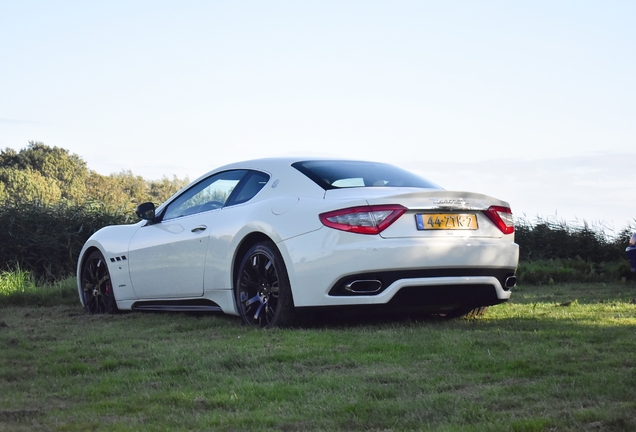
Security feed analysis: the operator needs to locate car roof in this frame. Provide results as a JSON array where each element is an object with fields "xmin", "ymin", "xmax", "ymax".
[{"xmin": 211, "ymin": 156, "xmax": 350, "ymax": 173}]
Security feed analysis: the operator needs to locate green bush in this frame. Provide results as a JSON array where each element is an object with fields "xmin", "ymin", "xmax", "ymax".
[
  {"xmin": 517, "ymin": 258, "xmax": 635, "ymax": 285},
  {"xmin": 0, "ymin": 143, "xmax": 191, "ymax": 282},
  {"xmin": 514, "ymin": 217, "xmax": 635, "ymax": 284},
  {"xmin": 0, "ymin": 201, "xmax": 133, "ymax": 282},
  {"xmin": 515, "ymin": 218, "xmax": 634, "ymax": 263}
]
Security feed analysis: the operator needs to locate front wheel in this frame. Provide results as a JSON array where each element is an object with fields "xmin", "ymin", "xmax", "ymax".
[
  {"xmin": 235, "ymin": 242, "xmax": 294, "ymax": 328},
  {"xmin": 80, "ymin": 250, "xmax": 118, "ymax": 314}
]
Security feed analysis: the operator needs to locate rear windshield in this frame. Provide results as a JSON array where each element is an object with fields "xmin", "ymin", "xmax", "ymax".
[{"xmin": 292, "ymin": 160, "xmax": 441, "ymax": 190}]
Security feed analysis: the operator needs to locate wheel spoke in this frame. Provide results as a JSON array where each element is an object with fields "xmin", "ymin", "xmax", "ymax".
[
  {"xmin": 251, "ymin": 255, "xmax": 272, "ymax": 282},
  {"xmin": 265, "ymin": 304, "xmax": 275, "ymax": 322},
  {"xmin": 264, "ymin": 259, "xmax": 272, "ymax": 273},
  {"xmin": 270, "ymin": 281, "xmax": 279, "ymax": 294},
  {"xmin": 98, "ymin": 274, "xmax": 110, "ymax": 287},
  {"xmin": 252, "ymin": 301, "xmax": 264, "ymax": 321},
  {"xmin": 240, "ymin": 275, "xmax": 261, "ymax": 291},
  {"xmin": 244, "ymin": 294, "xmax": 262, "ymax": 308}
]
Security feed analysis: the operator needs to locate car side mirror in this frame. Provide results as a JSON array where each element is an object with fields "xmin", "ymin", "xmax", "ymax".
[{"xmin": 136, "ymin": 202, "xmax": 156, "ymax": 221}]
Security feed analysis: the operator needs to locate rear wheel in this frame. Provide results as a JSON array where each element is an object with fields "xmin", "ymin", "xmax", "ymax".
[
  {"xmin": 80, "ymin": 250, "xmax": 118, "ymax": 314},
  {"xmin": 235, "ymin": 242, "xmax": 294, "ymax": 328}
]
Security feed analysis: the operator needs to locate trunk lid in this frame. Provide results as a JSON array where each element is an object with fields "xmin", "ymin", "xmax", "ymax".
[{"xmin": 324, "ymin": 187, "xmax": 512, "ymax": 239}]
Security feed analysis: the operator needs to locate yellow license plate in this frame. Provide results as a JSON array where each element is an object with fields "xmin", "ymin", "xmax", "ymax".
[{"xmin": 416, "ymin": 213, "xmax": 478, "ymax": 230}]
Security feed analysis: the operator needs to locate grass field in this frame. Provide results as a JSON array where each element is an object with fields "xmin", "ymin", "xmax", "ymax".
[{"xmin": 1, "ymin": 277, "xmax": 636, "ymax": 431}]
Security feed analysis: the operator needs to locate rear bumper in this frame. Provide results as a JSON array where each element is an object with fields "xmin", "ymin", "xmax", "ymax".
[
  {"xmin": 315, "ymin": 275, "xmax": 510, "ymax": 308},
  {"xmin": 279, "ymin": 228, "xmax": 519, "ymax": 308}
]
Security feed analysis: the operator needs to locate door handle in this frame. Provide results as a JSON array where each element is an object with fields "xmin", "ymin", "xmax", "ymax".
[{"xmin": 191, "ymin": 225, "xmax": 207, "ymax": 232}]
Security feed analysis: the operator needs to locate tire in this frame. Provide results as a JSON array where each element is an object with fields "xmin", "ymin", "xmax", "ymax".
[
  {"xmin": 80, "ymin": 250, "xmax": 118, "ymax": 314},
  {"xmin": 235, "ymin": 241, "xmax": 295, "ymax": 328}
]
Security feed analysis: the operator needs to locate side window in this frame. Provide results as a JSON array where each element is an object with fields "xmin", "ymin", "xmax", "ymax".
[
  {"xmin": 227, "ymin": 171, "xmax": 270, "ymax": 206},
  {"xmin": 162, "ymin": 170, "xmax": 247, "ymax": 220}
]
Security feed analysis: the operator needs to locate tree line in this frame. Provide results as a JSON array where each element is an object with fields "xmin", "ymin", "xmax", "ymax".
[
  {"xmin": 0, "ymin": 142, "xmax": 189, "ymax": 281},
  {"xmin": 0, "ymin": 142, "xmax": 189, "ymax": 211}
]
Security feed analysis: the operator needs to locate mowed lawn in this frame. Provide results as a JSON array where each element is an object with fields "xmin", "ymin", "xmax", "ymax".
[{"xmin": 1, "ymin": 281, "xmax": 635, "ymax": 431}]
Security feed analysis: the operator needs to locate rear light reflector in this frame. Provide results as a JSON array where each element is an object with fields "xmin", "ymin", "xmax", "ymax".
[
  {"xmin": 484, "ymin": 206, "xmax": 514, "ymax": 235},
  {"xmin": 319, "ymin": 205, "xmax": 407, "ymax": 235}
]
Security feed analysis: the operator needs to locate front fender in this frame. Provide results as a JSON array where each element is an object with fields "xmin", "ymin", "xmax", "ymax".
[{"xmin": 76, "ymin": 223, "xmax": 143, "ymax": 307}]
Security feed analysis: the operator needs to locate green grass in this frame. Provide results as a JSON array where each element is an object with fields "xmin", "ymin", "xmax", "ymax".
[
  {"xmin": 0, "ymin": 269, "xmax": 36, "ymax": 293},
  {"xmin": 1, "ymin": 279, "xmax": 636, "ymax": 431},
  {"xmin": 0, "ymin": 271, "xmax": 77, "ymax": 307}
]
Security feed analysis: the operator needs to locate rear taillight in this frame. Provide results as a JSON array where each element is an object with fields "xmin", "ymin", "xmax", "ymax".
[
  {"xmin": 319, "ymin": 205, "xmax": 407, "ymax": 235},
  {"xmin": 484, "ymin": 206, "xmax": 514, "ymax": 235}
]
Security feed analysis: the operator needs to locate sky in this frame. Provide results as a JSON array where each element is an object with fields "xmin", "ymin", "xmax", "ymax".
[{"xmin": 1, "ymin": 1, "xmax": 635, "ymax": 231}]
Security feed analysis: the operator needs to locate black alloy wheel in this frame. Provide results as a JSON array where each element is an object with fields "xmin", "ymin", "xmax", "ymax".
[
  {"xmin": 235, "ymin": 242, "xmax": 294, "ymax": 328},
  {"xmin": 81, "ymin": 250, "xmax": 118, "ymax": 314}
]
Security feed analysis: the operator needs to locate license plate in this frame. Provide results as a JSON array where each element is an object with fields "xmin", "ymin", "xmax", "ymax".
[{"xmin": 416, "ymin": 213, "xmax": 478, "ymax": 230}]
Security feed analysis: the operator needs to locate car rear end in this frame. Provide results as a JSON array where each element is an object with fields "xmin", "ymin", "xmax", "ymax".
[{"xmin": 281, "ymin": 160, "xmax": 519, "ymax": 315}]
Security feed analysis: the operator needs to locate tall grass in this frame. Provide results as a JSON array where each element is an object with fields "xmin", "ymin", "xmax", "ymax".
[{"xmin": 0, "ymin": 269, "xmax": 36, "ymax": 295}]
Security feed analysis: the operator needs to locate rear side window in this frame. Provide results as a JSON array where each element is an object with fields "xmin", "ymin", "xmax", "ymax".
[
  {"xmin": 227, "ymin": 171, "xmax": 270, "ymax": 205},
  {"xmin": 292, "ymin": 160, "xmax": 441, "ymax": 190}
]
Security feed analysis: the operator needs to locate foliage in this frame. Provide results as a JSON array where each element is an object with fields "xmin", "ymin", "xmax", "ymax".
[
  {"xmin": 84, "ymin": 170, "xmax": 188, "ymax": 214},
  {"xmin": 515, "ymin": 217, "xmax": 635, "ymax": 263},
  {"xmin": 514, "ymin": 217, "xmax": 636, "ymax": 284},
  {"xmin": 0, "ymin": 201, "xmax": 131, "ymax": 281},
  {"xmin": 0, "ymin": 142, "xmax": 189, "ymax": 212},
  {"xmin": 517, "ymin": 258, "xmax": 635, "ymax": 285},
  {"xmin": 0, "ymin": 143, "xmax": 189, "ymax": 281},
  {"xmin": 0, "ymin": 141, "xmax": 88, "ymax": 202},
  {"xmin": 0, "ymin": 269, "xmax": 36, "ymax": 296},
  {"xmin": 0, "ymin": 167, "xmax": 62, "ymax": 205},
  {"xmin": 1, "ymin": 282, "xmax": 635, "ymax": 430}
]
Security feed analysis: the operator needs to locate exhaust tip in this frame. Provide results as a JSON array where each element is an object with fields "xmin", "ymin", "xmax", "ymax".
[
  {"xmin": 345, "ymin": 280, "xmax": 382, "ymax": 294},
  {"xmin": 504, "ymin": 276, "xmax": 517, "ymax": 290}
]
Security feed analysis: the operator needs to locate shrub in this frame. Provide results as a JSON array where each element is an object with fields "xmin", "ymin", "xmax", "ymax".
[
  {"xmin": 514, "ymin": 217, "xmax": 636, "ymax": 283},
  {"xmin": 0, "ymin": 201, "xmax": 133, "ymax": 282},
  {"xmin": 515, "ymin": 218, "xmax": 634, "ymax": 263}
]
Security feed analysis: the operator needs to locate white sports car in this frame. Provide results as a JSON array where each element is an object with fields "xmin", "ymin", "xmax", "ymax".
[{"xmin": 78, "ymin": 158, "xmax": 519, "ymax": 327}]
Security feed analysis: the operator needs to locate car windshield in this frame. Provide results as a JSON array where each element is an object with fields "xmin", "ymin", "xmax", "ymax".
[{"xmin": 292, "ymin": 160, "xmax": 441, "ymax": 190}]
